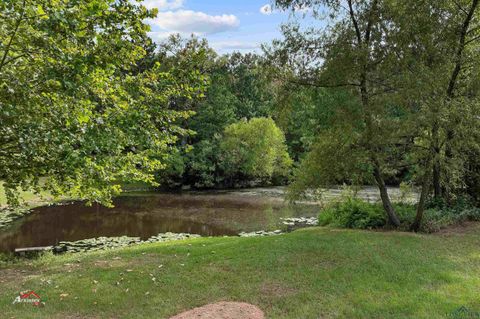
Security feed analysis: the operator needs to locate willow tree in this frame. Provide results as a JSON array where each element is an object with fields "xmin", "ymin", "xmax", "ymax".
[
  {"xmin": 405, "ymin": 0, "xmax": 480, "ymax": 230},
  {"xmin": 271, "ymin": 0, "xmax": 418, "ymax": 226},
  {"xmin": 272, "ymin": 0, "xmax": 480, "ymax": 229},
  {"xmin": 376, "ymin": 0, "xmax": 480, "ymax": 230},
  {"xmin": 0, "ymin": 0, "xmax": 207, "ymax": 205}
]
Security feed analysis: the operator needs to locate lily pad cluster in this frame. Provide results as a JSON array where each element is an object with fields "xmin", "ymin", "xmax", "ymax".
[
  {"xmin": 281, "ymin": 217, "xmax": 318, "ymax": 227},
  {"xmin": 52, "ymin": 233, "xmax": 201, "ymax": 254},
  {"xmin": 238, "ymin": 230, "xmax": 283, "ymax": 237},
  {"xmin": 0, "ymin": 208, "xmax": 32, "ymax": 230}
]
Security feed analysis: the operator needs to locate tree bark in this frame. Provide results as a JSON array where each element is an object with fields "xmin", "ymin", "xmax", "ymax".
[
  {"xmin": 432, "ymin": 123, "xmax": 442, "ymax": 199},
  {"xmin": 446, "ymin": 0, "xmax": 479, "ymax": 99},
  {"xmin": 411, "ymin": 170, "xmax": 431, "ymax": 232},
  {"xmin": 373, "ymin": 163, "xmax": 401, "ymax": 227},
  {"xmin": 432, "ymin": 159, "xmax": 442, "ymax": 199}
]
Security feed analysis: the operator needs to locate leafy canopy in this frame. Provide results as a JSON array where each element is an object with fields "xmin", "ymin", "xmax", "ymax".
[
  {"xmin": 0, "ymin": 0, "xmax": 207, "ymax": 205},
  {"xmin": 220, "ymin": 118, "xmax": 293, "ymax": 183}
]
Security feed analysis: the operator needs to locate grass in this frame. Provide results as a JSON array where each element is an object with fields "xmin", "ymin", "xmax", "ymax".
[
  {"xmin": 0, "ymin": 181, "xmax": 54, "ymax": 208},
  {"xmin": 0, "ymin": 180, "xmax": 153, "ymax": 208},
  {"xmin": 1, "ymin": 226, "xmax": 480, "ymax": 318}
]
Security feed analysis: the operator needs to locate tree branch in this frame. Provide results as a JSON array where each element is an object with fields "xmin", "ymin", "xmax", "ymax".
[
  {"xmin": 0, "ymin": 0, "xmax": 27, "ymax": 73},
  {"xmin": 447, "ymin": 0, "xmax": 479, "ymax": 97},
  {"xmin": 288, "ymin": 78, "xmax": 360, "ymax": 89},
  {"xmin": 347, "ymin": 0, "xmax": 363, "ymax": 46}
]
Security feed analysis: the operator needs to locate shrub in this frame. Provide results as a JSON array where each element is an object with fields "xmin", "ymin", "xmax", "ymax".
[
  {"xmin": 154, "ymin": 149, "xmax": 186, "ymax": 188},
  {"xmin": 392, "ymin": 203, "xmax": 417, "ymax": 224},
  {"xmin": 421, "ymin": 205, "xmax": 480, "ymax": 233},
  {"xmin": 318, "ymin": 198, "xmax": 386, "ymax": 229},
  {"xmin": 318, "ymin": 195, "xmax": 480, "ymax": 233}
]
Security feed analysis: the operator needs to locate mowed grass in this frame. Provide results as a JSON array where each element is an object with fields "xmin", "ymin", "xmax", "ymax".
[{"xmin": 1, "ymin": 226, "xmax": 480, "ymax": 318}]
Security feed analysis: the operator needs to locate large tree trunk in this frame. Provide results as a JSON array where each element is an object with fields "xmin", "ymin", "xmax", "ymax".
[
  {"xmin": 373, "ymin": 163, "xmax": 401, "ymax": 227},
  {"xmin": 434, "ymin": 120, "xmax": 442, "ymax": 200},
  {"xmin": 432, "ymin": 160, "xmax": 441, "ymax": 199},
  {"xmin": 432, "ymin": 123, "xmax": 442, "ymax": 199},
  {"xmin": 411, "ymin": 170, "xmax": 431, "ymax": 232}
]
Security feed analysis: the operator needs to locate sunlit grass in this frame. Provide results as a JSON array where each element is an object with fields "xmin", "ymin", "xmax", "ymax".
[
  {"xmin": 1, "ymin": 226, "xmax": 479, "ymax": 318},
  {"xmin": 0, "ymin": 180, "xmax": 154, "ymax": 208},
  {"xmin": 0, "ymin": 181, "xmax": 54, "ymax": 208}
]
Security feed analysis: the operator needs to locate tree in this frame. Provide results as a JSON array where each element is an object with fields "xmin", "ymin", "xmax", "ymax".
[
  {"xmin": 406, "ymin": 0, "xmax": 480, "ymax": 230},
  {"xmin": 0, "ymin": 0, "xmax": 206, "ymax": 205},
  {"xmin": 272, "ymin": 0, "xmax": 480, "ymax": 230},
  {"xmin": 146, "ymin": 37, "xmax": 277, "ymax": 188},
  {"xmin": 189, "ymin": 52, "xmax": 274, "ymax": 141},
  {"xmin": 271, "ymin": 0, "xmax": 418, "ymax": 226},
  {"xmin": 219, "ymin": 118, "xmax": 292, "ymax": 185}
]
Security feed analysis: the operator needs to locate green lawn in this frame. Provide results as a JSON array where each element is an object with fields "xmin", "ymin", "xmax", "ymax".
[{"xmin": 1, "ymin": 226, "xmax": 479, "ymax": 318}]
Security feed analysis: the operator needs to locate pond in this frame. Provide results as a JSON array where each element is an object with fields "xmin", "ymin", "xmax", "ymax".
[{"xmin": 0, "ymin": 190, "xmax": 319, "ymax": 252}]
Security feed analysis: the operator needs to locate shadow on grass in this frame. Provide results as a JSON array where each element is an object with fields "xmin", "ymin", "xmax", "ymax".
[{"xmin": 0, "ymin": 227, "xmax": 479, "ymax": 318}]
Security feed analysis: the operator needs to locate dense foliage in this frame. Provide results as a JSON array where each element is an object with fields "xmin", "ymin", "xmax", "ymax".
[
  {"xmin": 318, "ymin": 194, "xmax": 480, "ymax": 232},
  {"xmin": 1, "ymin": 0, "xmax": 479, "ymax": 233},
  {"xmin": 0, "ymin": 0, "xmax": 206, "ymax": 205},
  {"xmin": 144, "ymin": 37, "xmax": 280, "ymax": 189},
  {"xmin": 318, "ymin": 197, "xmax": 387, "ymax": 229},
  {"xmin": 271, "ymin": 0, "xmax": 480, "ymax": 230},
  {"xmin": 219, "ymin": 118, "xmax": 292, "ymax": 185}
]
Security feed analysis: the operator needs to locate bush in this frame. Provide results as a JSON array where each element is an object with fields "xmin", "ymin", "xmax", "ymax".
[
  {"xmin": 318, "ymin": 198, "xmax": 386, "ymax": 229},
  {"xmin": 318, "ymin": 195, "xmax": 480, "ymax": 233},
  {"xmin": 421, "ymin": 205, "xmax": 480, "ymax": 233}
]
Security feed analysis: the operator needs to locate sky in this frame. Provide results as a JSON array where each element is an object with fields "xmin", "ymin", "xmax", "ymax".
[{"xmin": 142, "ymin": 0, "xmax": 305, "ymax": 54}]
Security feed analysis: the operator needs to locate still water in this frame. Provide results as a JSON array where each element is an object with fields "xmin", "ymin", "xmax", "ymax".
[{"xmin": 0, "ymin": 191, "xmax": 319, "ymax": 252}]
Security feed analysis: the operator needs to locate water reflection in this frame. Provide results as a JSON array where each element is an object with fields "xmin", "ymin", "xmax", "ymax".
[{"xmin": 0, "ymin": 192, "xmax": 318, "ymax": 252}]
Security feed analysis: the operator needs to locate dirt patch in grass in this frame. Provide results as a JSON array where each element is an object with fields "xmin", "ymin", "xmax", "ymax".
[
  {"xmin": 92, "ymin": 260, "xmax": 115, "ymax": 268},
  {"xmin": 435, "ymin": 221, "xmax": 480, "ymax": 236},
  {"xmin": 169, "ymin": 302, "xmax": 264, "ymax": 319},
  {"xmin": 260, "ymin": 281, "xmax": 297, "ymax": 298},
  {"xmin": 0, "ymin": 267, "xmax": 36, "ymax": 284},
  {"xmin": 90, "ymin": 258, "xmax": 132, "ymax": 269}
]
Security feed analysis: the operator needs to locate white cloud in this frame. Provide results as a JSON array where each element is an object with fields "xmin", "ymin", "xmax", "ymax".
[
  {"xmin": 150, "ymin": 10, "xmax": 239, "ymax": 35},
  {"xmin": 260, "ymin": 4, "xmax": 273, "ymax": 15},
  {"xmin": 211, "ymin": 41, "xmax": 260, "ymax": 51},
  {"xmin": 142, "ymin": 0, "xmax": 184, "ymax": 10}
]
